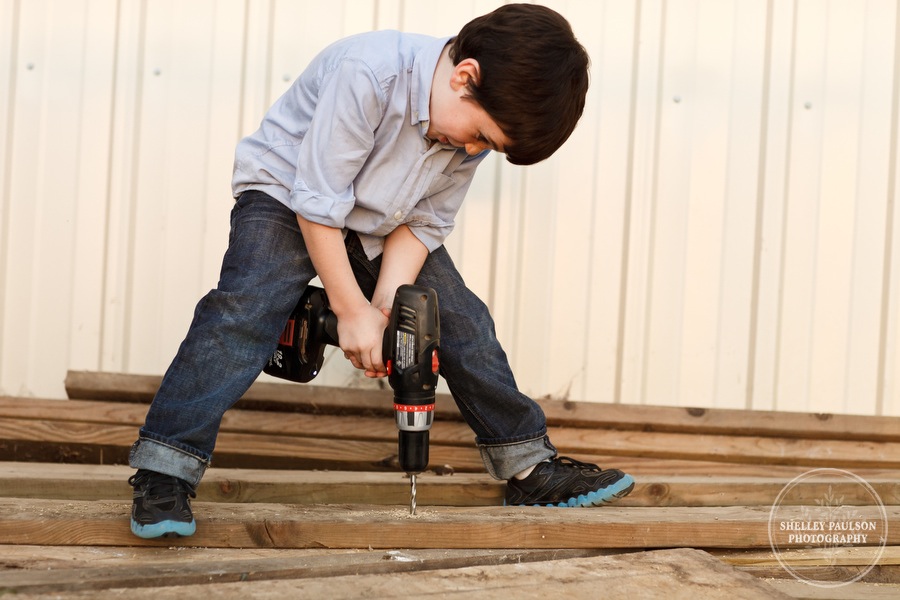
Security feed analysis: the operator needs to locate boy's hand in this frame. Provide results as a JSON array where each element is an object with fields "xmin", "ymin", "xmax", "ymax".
[{"xmin": 337, "ymin": 304, "xmax": 391, "ymax": 378}]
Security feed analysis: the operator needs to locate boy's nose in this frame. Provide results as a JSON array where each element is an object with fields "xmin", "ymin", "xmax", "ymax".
[{"xmin": 465, "ymin": 141, "xmax": 488, "ymax": 155}]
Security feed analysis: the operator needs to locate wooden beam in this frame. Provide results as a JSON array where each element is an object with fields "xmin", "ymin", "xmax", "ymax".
[
  {"xmin": 0, "ymin": 498, "xmax": 897, "ymax": 550},
  {"xmin": 0, "ymin": 397, "xmax": 476, "ymax": 446},
  {"xmin": 4, "ymin": 549, "xmax": 785, "ymax": 600},
  {"xmin": 0, "ymin": 546, "xmax": 791, "ymax": 599},
  {"xmin": 0, "ymin": 546, "xmax": 614, "ymax": 594},
  {"xmin": 0, "ymin": 416, "xmax": 486, "ymax": 471},
  {"xmin": 5, "ymin": 397, "xmax": 900, "ymax": 470},
  {"xmin": 716, "ymin": 546, "xmax": 900, "ymax": 568},
  {"xmin": 1, "ymin": 463, "xmax": 898, "ymax": 508},
  {"xmin": 64, "ymin": 370, "xmax": 900, "ymax": 442},
  {"xmin": 714, "ymin": 547, "xmax": 900, "ymax": 585},
  {"xmin": 766, "ymin": 580, "xmax": 900, "ymax": 599}
]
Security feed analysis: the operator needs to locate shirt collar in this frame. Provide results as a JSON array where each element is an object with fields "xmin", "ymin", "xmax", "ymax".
[{"xmin": 410, "ymin": 36, "xmax": 453, "ymax": 136}]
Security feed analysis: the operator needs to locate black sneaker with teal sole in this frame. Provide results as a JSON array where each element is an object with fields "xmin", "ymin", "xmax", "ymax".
[
  {"xmin": 129, "ymin": 469, "xmax": 197, "ymax": 539},
  {"xmin": 505, "ymin": 456, "xmax": 635, "ymax": 507}
]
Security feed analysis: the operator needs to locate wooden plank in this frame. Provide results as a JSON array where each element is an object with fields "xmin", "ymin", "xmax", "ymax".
[
  {"xmin": 0, "ymin": 548, "xmax": 790, "ymax": 599},
  {"xmin": 551, "ymin": 427, "xmax": 900, "ymax": 468},
  {"xmin": 0, "ymin": 417, "xmax": 486, "ymax": 471},
  {"xmin": 743, "ymin": 565, "xmax": 900, "ymax": 587},
  {"xmin": 1, "ymin": 463, "xmax": 898, "ymax": 508},
  {"xmin": 0, "ymin": 546, "xmax": 612, "ymax": 594},
  {"xmin": 63, "ymin": 371, "xmax": 401, "ymax": 417},
  {"xmin": 7, "ymin": 426, "xmax": 881, "ymax": 477},
  {"xmin": 765, "ymin": 580, "xmax": 900, "ymax": 599},
  {"xmin": 0, "ymin": 463, "xmax": 496, "ymax": 506},
  {"xmin": 5, "ymin": 397, "xmax": 900, "ymax": 469},
  {"xmin": 715, "ymin": 546, "xmax": 900, "ymax": 567},
  {"xmin": 64, "ymin": 370, "xmax": 900, "ymax": 441},
  {"xmin": 0, "ymin": 544, "xmax": 353, "ymax": 568},
  {"xmin": 0, "ymin": 499, "xmax": 897, "ymax": 550},
  {"xmin": 0, "ymin": 397, "xmax": 476, "ymax": 446},
  {"xmin": 714, "ymin": 546, "xmax": 900, "ymax": 584}
]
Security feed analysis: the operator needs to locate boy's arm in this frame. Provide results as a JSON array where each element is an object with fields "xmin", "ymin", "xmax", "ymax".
[
  {"xmin": 371, "ymin": 225, "xmax": 429, "ymax": 312},
  {"xmin": 295, "ymin": 215, "xmax": 389, "ymax": 376}
]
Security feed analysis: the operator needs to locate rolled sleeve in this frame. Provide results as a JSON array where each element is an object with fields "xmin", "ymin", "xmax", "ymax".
[
  {"xmin": 290, "ymin": 179, "xmax": 355, "ymax": 228},
  {"xmin": 289, "ymin": 59, "xmax": 384, "ymax": 227},
  {"xmin": 408, "ymin": 220, "xmax": 456, "ymax": 253}
]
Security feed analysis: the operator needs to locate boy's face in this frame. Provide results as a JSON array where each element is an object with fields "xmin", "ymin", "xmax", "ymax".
[{"xmin": 427, "ymin": 58, "xmax": 511, "ymax": 157}]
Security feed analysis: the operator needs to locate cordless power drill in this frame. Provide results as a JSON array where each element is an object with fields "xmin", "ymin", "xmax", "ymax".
[{"xmin": 263, "ymin": 284, "xmax": 440, "ymax": 514}]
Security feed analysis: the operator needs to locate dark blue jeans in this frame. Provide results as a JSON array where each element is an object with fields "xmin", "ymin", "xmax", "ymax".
[{"xmin": 130, "ymin": 191, "xmax": 555, "ymax": 484}]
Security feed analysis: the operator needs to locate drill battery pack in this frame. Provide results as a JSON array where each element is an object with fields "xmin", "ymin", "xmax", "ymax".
[{"xmin": 263, "ymin": 286, "xmax": 338, "ymax": 383}]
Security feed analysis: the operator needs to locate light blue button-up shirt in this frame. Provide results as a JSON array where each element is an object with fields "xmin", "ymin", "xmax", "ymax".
[{"xmin": 232, "ymin": 30, "xmax": 488, "ymax": 259}]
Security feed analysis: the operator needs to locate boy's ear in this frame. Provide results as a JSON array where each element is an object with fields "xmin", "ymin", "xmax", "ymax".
[{"xmin": 450, "ymin": 58, "xmax": 481, "ymax": 91}]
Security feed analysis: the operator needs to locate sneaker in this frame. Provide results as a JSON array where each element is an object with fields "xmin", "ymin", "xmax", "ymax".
[
  {"xmin": 128, "ymin": 469, "xmax": 197, "ymax": 539},
  {"xmin": 505, "ymin": 456, "xmax": 635, "ymax": 507}
]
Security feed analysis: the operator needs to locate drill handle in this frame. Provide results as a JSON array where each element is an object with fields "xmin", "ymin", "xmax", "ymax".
[
  {"xmin": 384, "ymin": 285, "xmax": 440, "ymax": 402},
  {"xmin": 320, "ymin": 311, "xmax": 339, "ymax": 347}
]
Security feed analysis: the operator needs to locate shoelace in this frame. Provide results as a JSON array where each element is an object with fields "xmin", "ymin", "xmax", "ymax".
[
  {"xmin": 553, "ymin": 456, "xmax": 604, "ymax": 472},
  {"xmin": 129, "ymin": 470, "xmax": 197, "ymax": 499}
]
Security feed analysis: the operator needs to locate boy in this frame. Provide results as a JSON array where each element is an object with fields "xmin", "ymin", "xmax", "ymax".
[{"xmin": 128, "ymin": 3, "xmax": 635, "ymax": 539}]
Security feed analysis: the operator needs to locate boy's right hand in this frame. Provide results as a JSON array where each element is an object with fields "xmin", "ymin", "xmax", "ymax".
[{"xmin": 336, "ymin": 303, "xmax": 390, "ymax": 378}]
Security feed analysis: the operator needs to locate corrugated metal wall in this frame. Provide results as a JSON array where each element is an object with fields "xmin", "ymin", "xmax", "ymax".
[{"xmin": 3, "ymin": 0, "xmax": 900, "ymax": 417}]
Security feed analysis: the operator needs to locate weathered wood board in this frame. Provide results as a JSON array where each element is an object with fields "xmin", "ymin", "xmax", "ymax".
[
  {"xmin": 5, "ymin": 396, "xmax": 900, "ymax": 470},
  {"xmin": 0, "ymin": 498, "xmax": 896, "ymax": 550},
  {"xmin": 0, "ymin": 546, "xmax": 613, "ymax": 594},
  {"xmin": 64, "ymin": 370, "xmax": 900, "ymax": 442},
  {"xmin": 1, "ymin": 462, "xmax": 898, "ymax": 508},
  {"xmin": 3, "ymin": 548, "xmax": 790, "ymax": 600}
]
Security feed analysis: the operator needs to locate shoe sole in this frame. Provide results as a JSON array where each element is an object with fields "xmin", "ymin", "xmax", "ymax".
[
  {"xmin": 506, "ymin": 474, "xmax": 636, "ymax": 508},
  {"xmin": 131, "ymin": 518, "xmax": 196, "ymax": 539}
]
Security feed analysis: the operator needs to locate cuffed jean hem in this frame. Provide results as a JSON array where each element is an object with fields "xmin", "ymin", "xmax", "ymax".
[
  {"xmin": 477, "ymin": 434, "xmax": 557, "ymax": 480},
  {"xmin": 129, "ymin": 436, "xmax": 210, "ymax": 487}
]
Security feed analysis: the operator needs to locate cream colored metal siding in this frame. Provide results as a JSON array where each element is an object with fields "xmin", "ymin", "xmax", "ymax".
[{"xmin": 2, "ymin": 0, "xmax": 899, "ymax": 417}]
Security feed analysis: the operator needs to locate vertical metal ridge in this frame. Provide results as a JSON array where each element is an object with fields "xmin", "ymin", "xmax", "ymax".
[
  {"xmin": 236, "ymin": 0, "xmax": 251, "ymax": 142},
  {"xmin": 264, "ymin": 0, "xmax": 274, "ymax": 103},
  {"xmin": 745, "ymin": 0, "xmax": 777, "ymax": 410},
  {"xmin": 119, "ymin": 0, "xmax": 150, "ymax": 371},
  {"xmin": 614, "ymin": 0, "xmax": 644, "ymax": 405},
  {"xmin": 99, "ymin": 0, "xmax": 123, "ymax": 370},
  {"xmin": 874, "ymin": 1, "xmax": 900, "ymax": 417},
  {"xmin": 639, "ymin": 0, "xmax": 669, "ymax": 405},
  {"xmin": 0, "ymin": 0, "xmax": 21, "ymax": 387},
  {"xmin": 583, "ymin": 1, "xmax": 607, "ymax": 402},
  {"xmin": 771, "ymin": 0, "xmax": 800, "ymax": 411}
]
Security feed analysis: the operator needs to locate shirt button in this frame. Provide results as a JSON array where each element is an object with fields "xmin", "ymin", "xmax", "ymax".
[{"xmin": 394, "ymin": 211, "xmax": 403, "ymax": 221}]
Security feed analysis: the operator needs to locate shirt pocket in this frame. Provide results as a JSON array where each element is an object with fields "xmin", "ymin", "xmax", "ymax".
[{"xmin": 424, "ymin": 173, "xmax": 456, "ymax": 198}]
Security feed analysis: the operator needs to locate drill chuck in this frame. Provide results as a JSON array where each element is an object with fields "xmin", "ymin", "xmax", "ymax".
[
  {"xmin": 393, "ymin": 391, "xmax": 435, "ymax": 474},
  {"xmin": 398, "ymin": 430, "xmax": 429, "ymax": 474}
]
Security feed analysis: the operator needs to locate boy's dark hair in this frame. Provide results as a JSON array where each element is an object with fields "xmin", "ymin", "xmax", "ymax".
[{"xmin": 450, "ymin": 3, "xmax": 590, "ymax": 165}]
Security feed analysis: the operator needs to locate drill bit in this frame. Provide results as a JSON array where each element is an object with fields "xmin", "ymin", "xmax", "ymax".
[{"xmin": 409, "ymin": 473, "xmax": 417, "ymax": 515}]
